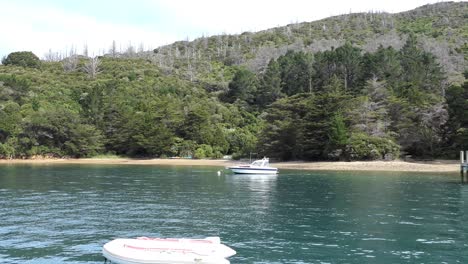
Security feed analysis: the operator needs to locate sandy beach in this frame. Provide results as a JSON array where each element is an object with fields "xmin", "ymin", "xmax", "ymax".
[{"xmin": 0, "ymin": 158, "xmax": 460, "ymax": 172}]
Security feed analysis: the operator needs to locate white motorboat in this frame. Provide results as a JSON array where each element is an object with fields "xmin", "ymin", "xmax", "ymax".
[
  {"xmin": 102, "ymin": 236, "xmax": 236, "ymax": 264},
  {"xmin": 227, "ymin": 157, "xmax": 278, "ymax": 174}
]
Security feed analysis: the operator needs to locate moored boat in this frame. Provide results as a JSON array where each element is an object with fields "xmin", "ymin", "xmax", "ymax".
[
  {"xmin": 102, "ymin": 236, "xmax": 236, "ymax": 264},
  {"xmin": 227, "ymin": 157, "xmax": 278, "ymax": 174}
]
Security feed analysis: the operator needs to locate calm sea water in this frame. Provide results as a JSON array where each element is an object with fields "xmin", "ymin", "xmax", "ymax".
[{"xmin": 0, "ymin": 164, "xmax": 467, "ymax": 264}]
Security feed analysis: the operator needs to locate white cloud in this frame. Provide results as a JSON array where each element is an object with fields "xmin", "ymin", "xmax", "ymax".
[
  {"xmin": 155, "ymin": 0, "xmax": 442, "ymax": 36},
  {"xmin": 0, "ymin": 1, "xmax": 178, "ymax": 59}
]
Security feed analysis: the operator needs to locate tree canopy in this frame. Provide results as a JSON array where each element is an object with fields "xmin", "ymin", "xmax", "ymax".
[{"xmin": 2, "ymin": 51, "xmax": 41, "ymax": 68}]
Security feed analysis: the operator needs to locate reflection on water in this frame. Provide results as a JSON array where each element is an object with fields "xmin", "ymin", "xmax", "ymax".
[
  {"xmin": 0, "ymin": 165, "xmax": 466, "ymax": 263},
  {"xmin": 228, "ymin": 173, "xmax": 278, "ymax": 192}
]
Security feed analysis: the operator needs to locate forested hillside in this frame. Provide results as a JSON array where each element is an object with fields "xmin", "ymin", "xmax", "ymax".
[{"xmin": 0, "ymin": 2, "xmax": 466, "ymax": 160}]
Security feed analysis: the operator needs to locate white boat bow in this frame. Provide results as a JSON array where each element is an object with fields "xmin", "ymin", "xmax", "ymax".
[{"xmin": 103, "ymin": 236, "xmax": 236, "ymax": 264}]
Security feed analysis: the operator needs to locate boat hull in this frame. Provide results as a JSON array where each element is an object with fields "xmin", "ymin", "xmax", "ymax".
[
  {"xmin": 102, "ymin": 237, "xmax": 235, "ymax": 264},
  {"xmin": 229, "ymin": 167, "xmax": 278, "ymax": 174}
]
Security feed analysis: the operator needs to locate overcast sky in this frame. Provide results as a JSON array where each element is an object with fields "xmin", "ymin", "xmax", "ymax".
[{"xmin": 0, "ymin": 0, "xmax": 446, "ymax": 59}]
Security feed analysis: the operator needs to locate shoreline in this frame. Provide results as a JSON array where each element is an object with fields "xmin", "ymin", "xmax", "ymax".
[{"xmin": 0, "ymin": 158, "xmax": 460, "ymax": 173}]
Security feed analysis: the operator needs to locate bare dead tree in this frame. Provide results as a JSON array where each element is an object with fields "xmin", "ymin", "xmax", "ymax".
[
  {"xmin": 44, "ymin": 49, "xmax": 62, "ymax": 62},
  {"xmin": 420, "ymin": 103, "xmax": 449, "ymax": 155},
  {"xmin": 138, "ymin": 42, "xmax": 145, "ymax": 53},
  {"xmin": 284, "ymin": 26, "xmax": 292, "ymax": 40},
  {"xmin": 62, "ymin": 55, "xmax": 79, "ymax": 72},
  {"xmin": 83, "ymin": 44, "xmax": 89, "ymax": 57},
  {"xmin": 246, "ymin": 45, "xmax": 281, "ymax": 72},
  {"xmin": 83, "ymin": 56, "xmax": 101, "ymax": 79},
  {"xmin": 362, "ymin": 31, "xmax": 403, "ymax": 52},
  {"xmin": 187, "ymin": 63, "xmax": 194, "ymax": 82},
  {"xmin": 109, "ymin": 40, "xmax": 118, "ymax": 58},
  {"xmin": 125, "ymin": 42, "xmax": 135, "ymax": 57}
]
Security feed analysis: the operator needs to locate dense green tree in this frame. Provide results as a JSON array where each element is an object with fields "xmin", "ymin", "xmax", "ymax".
[
  {"xmin": 397, "ymin": 35, "xmax": 444, "ymax": 99},
  {"xmin": 0, "ymin": 139, "xmax": 16, "ymax": 158},
  {"xmin": 0, "ymin": 74, "xmax": 32, "ymax": 103},
  {"xmin": 194, "ymin": 144, "xmax": 215, "ymax": 159},
  {"xmin": 78, "ymin": 81, "xmax": 106, "ymax": 128},
  {"xmin": 312, "ymin": 49, "xmax": 338, "ymax": 91},
  {"xmin": 326, "ymin": 112, "xmax": 349, "ymax": 160},
  {"xmin": 222, "ymin": 67, "xmax": 257, "ymax": 104},
  {"xmin": 19, "ymin": 107, "xmax": 103, "ymax": 157},
  {"xmin": 258, "ymin": 95, "xmax": 308, "ymax": 160},
  {"xmin": 0, "ymin": 101, "xmax": 21, "ymax": 143},
  {"xmin": 346, "ymin": 133, "xmax": 400, "ymax": 160},
  {"xmin": 259, "ymin": 91, "xmax": 352, "ymax": 161},
  {"xmin": 312, "ymin": 44, "xmax": 365, "ymax": 94},
  {"xmin": 362, "ymin": 46, "xmax": 402, "ymax": 84},
  {"xmin": 226, "ymin": 127, "xmax": 258, "ymax": 159},
  {"xmin": 256, "ymin": 59, "xmax": 283, "ymax": 108},
  {"xmin": 127, "ymin": 112, "xmax": 175, "ymax": 157},
  {"xmin": 301, "ymin": 91, "xmax": 352, "ymax": 160},
  {"xmin": 259, "ymin": 114, "xmax": 303, "ymax": 161},
  {"xmin": 277, "ymin": 50, "xmax": 313, "ymax": 95},
  {"xmin": 65, "ymin": 123, "xmax": 104, "ymax": 158},
  {"xmin": 445, "ymin": 75, "xmax": 468, "ymax": 152},
  {"xmin": 334, "ymin": 42, "xmax": 364, "ymax": 93},
  {"xmin": 2, "ymin": 51, "xmax": 41, "ymax": 68},
  {"xmin": 181, "ymin": 107, "xmax": 211, "ymax": 143}
]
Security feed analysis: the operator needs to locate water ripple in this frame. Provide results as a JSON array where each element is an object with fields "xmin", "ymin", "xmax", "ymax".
[{"xmin": 0, "ymin": 166, "xmax": 466, "ymax": 263}]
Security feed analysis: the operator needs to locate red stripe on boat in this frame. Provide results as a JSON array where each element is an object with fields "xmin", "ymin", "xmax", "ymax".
[
  {"xmin": 123, "ymin": 244, "xmax": 207, "ymax": 255},
  {"xmin": 136, "ymin": 237, "xmax": 213, "ymax": 243}
]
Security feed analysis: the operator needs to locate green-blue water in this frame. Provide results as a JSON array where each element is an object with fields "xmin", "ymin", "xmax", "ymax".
[{"xmin": 0, "ymin": 164, "xmax": 467, "ymax": 263}]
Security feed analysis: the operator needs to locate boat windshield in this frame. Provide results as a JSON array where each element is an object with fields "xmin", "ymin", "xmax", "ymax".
[{"xmin": 251, "ymin": 159, "xmax": 269, "ymax": 167}]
